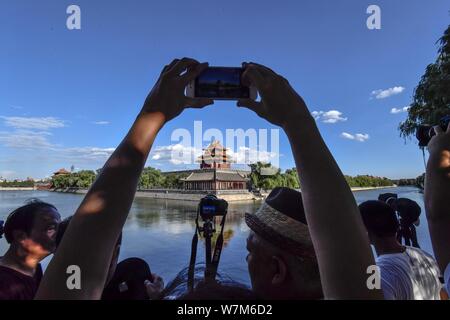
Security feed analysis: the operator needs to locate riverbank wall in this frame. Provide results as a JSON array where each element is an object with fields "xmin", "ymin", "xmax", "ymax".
[
  {"xmin": 51, "ymin": 188, "xmax": 260, "ymax": 202},
  {"xmin": 0, "ymin": 187, "xmax": 36, "ymax": 191},
  {"xmin": 49, "ymin": 185, "xmax": 398, "ymax": 202}
]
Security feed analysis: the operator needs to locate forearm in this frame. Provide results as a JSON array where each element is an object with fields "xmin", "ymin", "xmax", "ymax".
[
  {"xmin": 284, "ymin": 116, "xmax": 381, "ymax": 299},
  {"xmin": 36, "ymin": 111, "xmax": 165, "ymax": 299},
  {"xmin": 425, "ymin": 151, "xmax": 450, "ymax": 271},
  {"xmin": 425, "ymin": 151, "xmax": 450, "ymax": 221}
]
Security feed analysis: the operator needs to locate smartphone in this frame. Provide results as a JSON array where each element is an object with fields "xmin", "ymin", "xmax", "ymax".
[{"xmin": 186, "ymin": 67, "xmax": 257, "ymax": 100}]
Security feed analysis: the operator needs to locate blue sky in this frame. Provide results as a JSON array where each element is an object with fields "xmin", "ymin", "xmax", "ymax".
[{"xmin": 1, "ymin": 0, "xmax": 449, "ymax": 180}]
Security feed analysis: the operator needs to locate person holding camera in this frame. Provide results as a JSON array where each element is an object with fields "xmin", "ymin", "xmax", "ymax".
[
  {"xmin": 36, "ymin": 58, "xmax": 382, "ymax": 300},
  {"xmin": 378, "ymin": 193, "xmax": 422, "ymax": 248},
  {"xmin": 237, "ymin": 63, "xmax": 383, "ymax": 299},
  {"xmin": 35, "ymin": 58, "xmax": 214, "ymax": 299},
  {"xmin": 424, "ymin": 123, "xmax": 450, "ymax": 297}
]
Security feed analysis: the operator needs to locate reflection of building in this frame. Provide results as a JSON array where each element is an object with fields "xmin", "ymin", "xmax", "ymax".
[{"xmin": 181, "ymin": 141, "xmax": 248, "ymax": 191}]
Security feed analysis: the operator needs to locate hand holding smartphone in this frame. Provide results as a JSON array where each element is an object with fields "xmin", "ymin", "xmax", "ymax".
[{"xmin": 186, "ymin": 66, "xmax": 257, "ymax": 100}]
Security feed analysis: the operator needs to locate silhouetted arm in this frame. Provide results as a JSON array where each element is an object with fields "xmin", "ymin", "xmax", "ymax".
[
  {"xmin": 425, "ymin": 125, "xmax": 450, "ymax": 274},
  {"xmin": 238, "ymin": 63, "xmax": 383, "ymax": 299},
  {"xmin": 36, "ymin": 58, "xmax": 213, "ymax": 299}
]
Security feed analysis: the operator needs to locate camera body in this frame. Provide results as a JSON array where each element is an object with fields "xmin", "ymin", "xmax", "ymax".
[
  {"xmin": 199, "ymin": 194, "xmax": 228, "ymax": 221},
  {"xmin": 186, "ymin": 66, "xmax": 257, "ymax": 100},
  {"xmin": 416, "ymin": 115, "xmax": 450, "ymax": 147}
]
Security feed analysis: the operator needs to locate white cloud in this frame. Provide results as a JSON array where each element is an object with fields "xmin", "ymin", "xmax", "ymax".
[
  {"xmin": 61, "ymin": 147, "xmax": 115, "ymax": 161},
  {"xmin": 311, "ymin": 110, "xmax": 347, "ymax": 123},
  {"xmin": 0, "ymin": 116, "xmax": 65, "ymax": 130},
  {"xmin": 371, "ymin": 86, "xmax": 405, "ymax": 99},
  {"xmin": 341, "ymin": 132, "xmax": 370, "ymax": 142},
  {"xmin": 150, "ymin": 144, "xmax": 202, "ymax": 165},
  {"xmin": 92, "ymin": 121, "xmax": 110, "ymax": 125},
  {"xmin": 390, "ymin": 106, "xmax": 410, "ymax": 114},
  {"xmin": 228, "ymin": 146, "xmax": 278, "ymax": 164},
  {"xmin": 0, "ymin": 130, "xmax": 115, "ymax": 161},
  {"xmin": 0, "ymin": 130, "xmax": 54, "ymax": 149}
]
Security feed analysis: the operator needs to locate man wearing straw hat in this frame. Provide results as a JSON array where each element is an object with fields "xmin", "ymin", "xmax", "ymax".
[{"xmin": 245, "ymin": 187, "xmax": 322, "ymax": 299}]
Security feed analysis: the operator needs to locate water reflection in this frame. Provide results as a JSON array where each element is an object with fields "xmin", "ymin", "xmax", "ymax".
[{"xmin": 0, "ymin": 186, "xmax": 431, "ymax": 288}]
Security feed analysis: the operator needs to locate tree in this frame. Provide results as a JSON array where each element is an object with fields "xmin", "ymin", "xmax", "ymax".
[{"xmin": 399, "ymin": 25, "xmax": 450, "ymax": 141}]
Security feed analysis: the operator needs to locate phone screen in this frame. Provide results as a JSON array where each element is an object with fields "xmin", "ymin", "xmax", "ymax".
[{"xmin": 195, "ymin": 67, "xmax": 250, "ymax": 99}]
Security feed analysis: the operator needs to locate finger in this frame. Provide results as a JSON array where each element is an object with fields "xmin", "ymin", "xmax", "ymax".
[
  {"xmin": 167, "ymin": 57, "xmax": 199, "ymax": 76},
  {"xmin": 161, "ymin": 59, "xmax": 180, "ymax": 76},
  {"xmin": 242, "ymin": 66, "xmax": 266, "ymax": 91},
  {"xmin": 247, "ymin": 61, "xmax": 278, "ymax": 77},
  {"xmin": 433, "ymin": 125, "xmax": 444, "ymax": 135},
  {"xmin": 185, "ymin": 97, "xmax": 214, "ymax": 109},
  {"xmin": 237, "ymin": 98, "xmax": 263, "ymax": 115},
  {"xmin": 180, "ymin": 62, "xmax": 208, "ymax": 84}
]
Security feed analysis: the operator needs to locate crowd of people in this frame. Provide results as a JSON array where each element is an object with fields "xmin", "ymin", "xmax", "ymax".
[{"xmin": 0, "ymin": 58, "xmax": 449, "ymax": 300}]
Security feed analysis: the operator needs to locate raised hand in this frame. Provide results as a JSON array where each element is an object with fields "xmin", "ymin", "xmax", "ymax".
[
  {"xmin": 237, "ymin": 62, "xmax": 312, "ymax": 128},
  {"xmin": 142, "ymin": 57, "xmax": 214, "ymax": 123}
]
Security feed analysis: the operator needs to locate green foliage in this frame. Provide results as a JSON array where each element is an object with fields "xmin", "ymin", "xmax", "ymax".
[
  {"xmin": 51, "ymin": 170, "xmax": 96, "ymax": 189},
  {"xmin": 50, "ymin": 167, "xmax": 189, "ymax": 189},
  {"xmin": 344, "ymin": 175, "xmax": 393, "ymax": 188},
  {"xmin": 249, "ymin": 162, "xmax": 300, "ymax": 190},
  {"xmin": 0, "ymin": 180, "xmax": 34, "ymax": 187},
  {"xmin": 399, "ymin": 25, "xmax": 450, "ymax": 140}
]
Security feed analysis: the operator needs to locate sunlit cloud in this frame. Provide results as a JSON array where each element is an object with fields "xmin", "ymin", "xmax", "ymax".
[
  {"xmin": 341, "ymin": 132, "xmax": 370, "ymax": 142},
  {"xmin": 92, "ymin": 121, "xmax": 110, "ymax": 125},
  {"xmin": 0, "ymin": 116, "xmax": 66, "ymax": 130},
  {"xmin": 311, "ymin": 110, "xmax": 348, "ymax": 123},
  {"xmin": 390, "ymin": 106, "xmax": 410, "ymax": 114},
  {"xmin": 0, "ymin": 130, "xmax": 54, "ymax": 149},
  {"xmin": 371, "ymin": 86, "xmax": 405, "ymax": 99}
]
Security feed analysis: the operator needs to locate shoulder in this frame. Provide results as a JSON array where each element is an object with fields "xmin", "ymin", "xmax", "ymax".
[
  {"xmin": 405, "ymin": 247, "xmax": 440, "ymax": 270},
  {"xmin": 0, "ymin": 266, "xmax": 22, "ymax": 300}
]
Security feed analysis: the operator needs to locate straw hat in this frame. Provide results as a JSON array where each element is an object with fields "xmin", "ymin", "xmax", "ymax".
[{"xmin": 245, "ymin": 187, "xmax": 316, "ymax": 259}]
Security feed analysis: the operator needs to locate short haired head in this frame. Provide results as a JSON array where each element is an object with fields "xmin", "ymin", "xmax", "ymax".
[
  {"xmin": 0, "ymin": 199, "xmax": 60, "ymax": 256},
  {"xmin": 358, "ymin": 200, "xmax": 399, "ymax": 239}
]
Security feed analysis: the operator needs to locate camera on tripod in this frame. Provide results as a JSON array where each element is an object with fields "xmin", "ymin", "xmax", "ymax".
[
  {"xmin": 188, "ymin": 194, "xmax": 229, "ymax": 291},
  {"xmin": 199, "ymin": 194, "xmax": 228, "ymax": 221}
]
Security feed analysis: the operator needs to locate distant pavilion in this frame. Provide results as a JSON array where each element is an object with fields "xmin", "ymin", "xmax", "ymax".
[
  {"xmin": 53, "ymin": 168, "xmax": 70, "ymax": 176},
  {"xmin": 180, "ymin": 141, "xmax": 248, "ymax": 191}
]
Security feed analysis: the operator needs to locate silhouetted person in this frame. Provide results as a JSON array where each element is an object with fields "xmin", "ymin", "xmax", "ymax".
[
  {"xmin": 0, "ymin": 199, "xmax": 60, "ymax": 300},
  {"xmin": 359, "ymin": 200, "xmax": 441, "ymax": 299}
]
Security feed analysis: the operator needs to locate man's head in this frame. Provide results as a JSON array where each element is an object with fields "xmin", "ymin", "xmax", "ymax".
[
  {"xmin": 1, "ymin": 199, "xmax": 61, "ymax": 258},
  {"xmin": 358, "ymin": 200, "xmax": 399, "ymax": 243},
  {"xmin": 55, "ymin": 215, "xmax": 122, "ymax": 285},
  {"xmin": 245, "ymin": 187, "xmax": 322, "ymax": 299}
]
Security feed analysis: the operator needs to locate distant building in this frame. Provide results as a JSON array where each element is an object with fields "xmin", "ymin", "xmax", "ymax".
[
  {"xmin": 180, "ymin": 141, "xmax": 249, "ymax": 191},
  {"xmin": 53, "ymin": 168, "xmax": 70, "ymax": 176}
]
